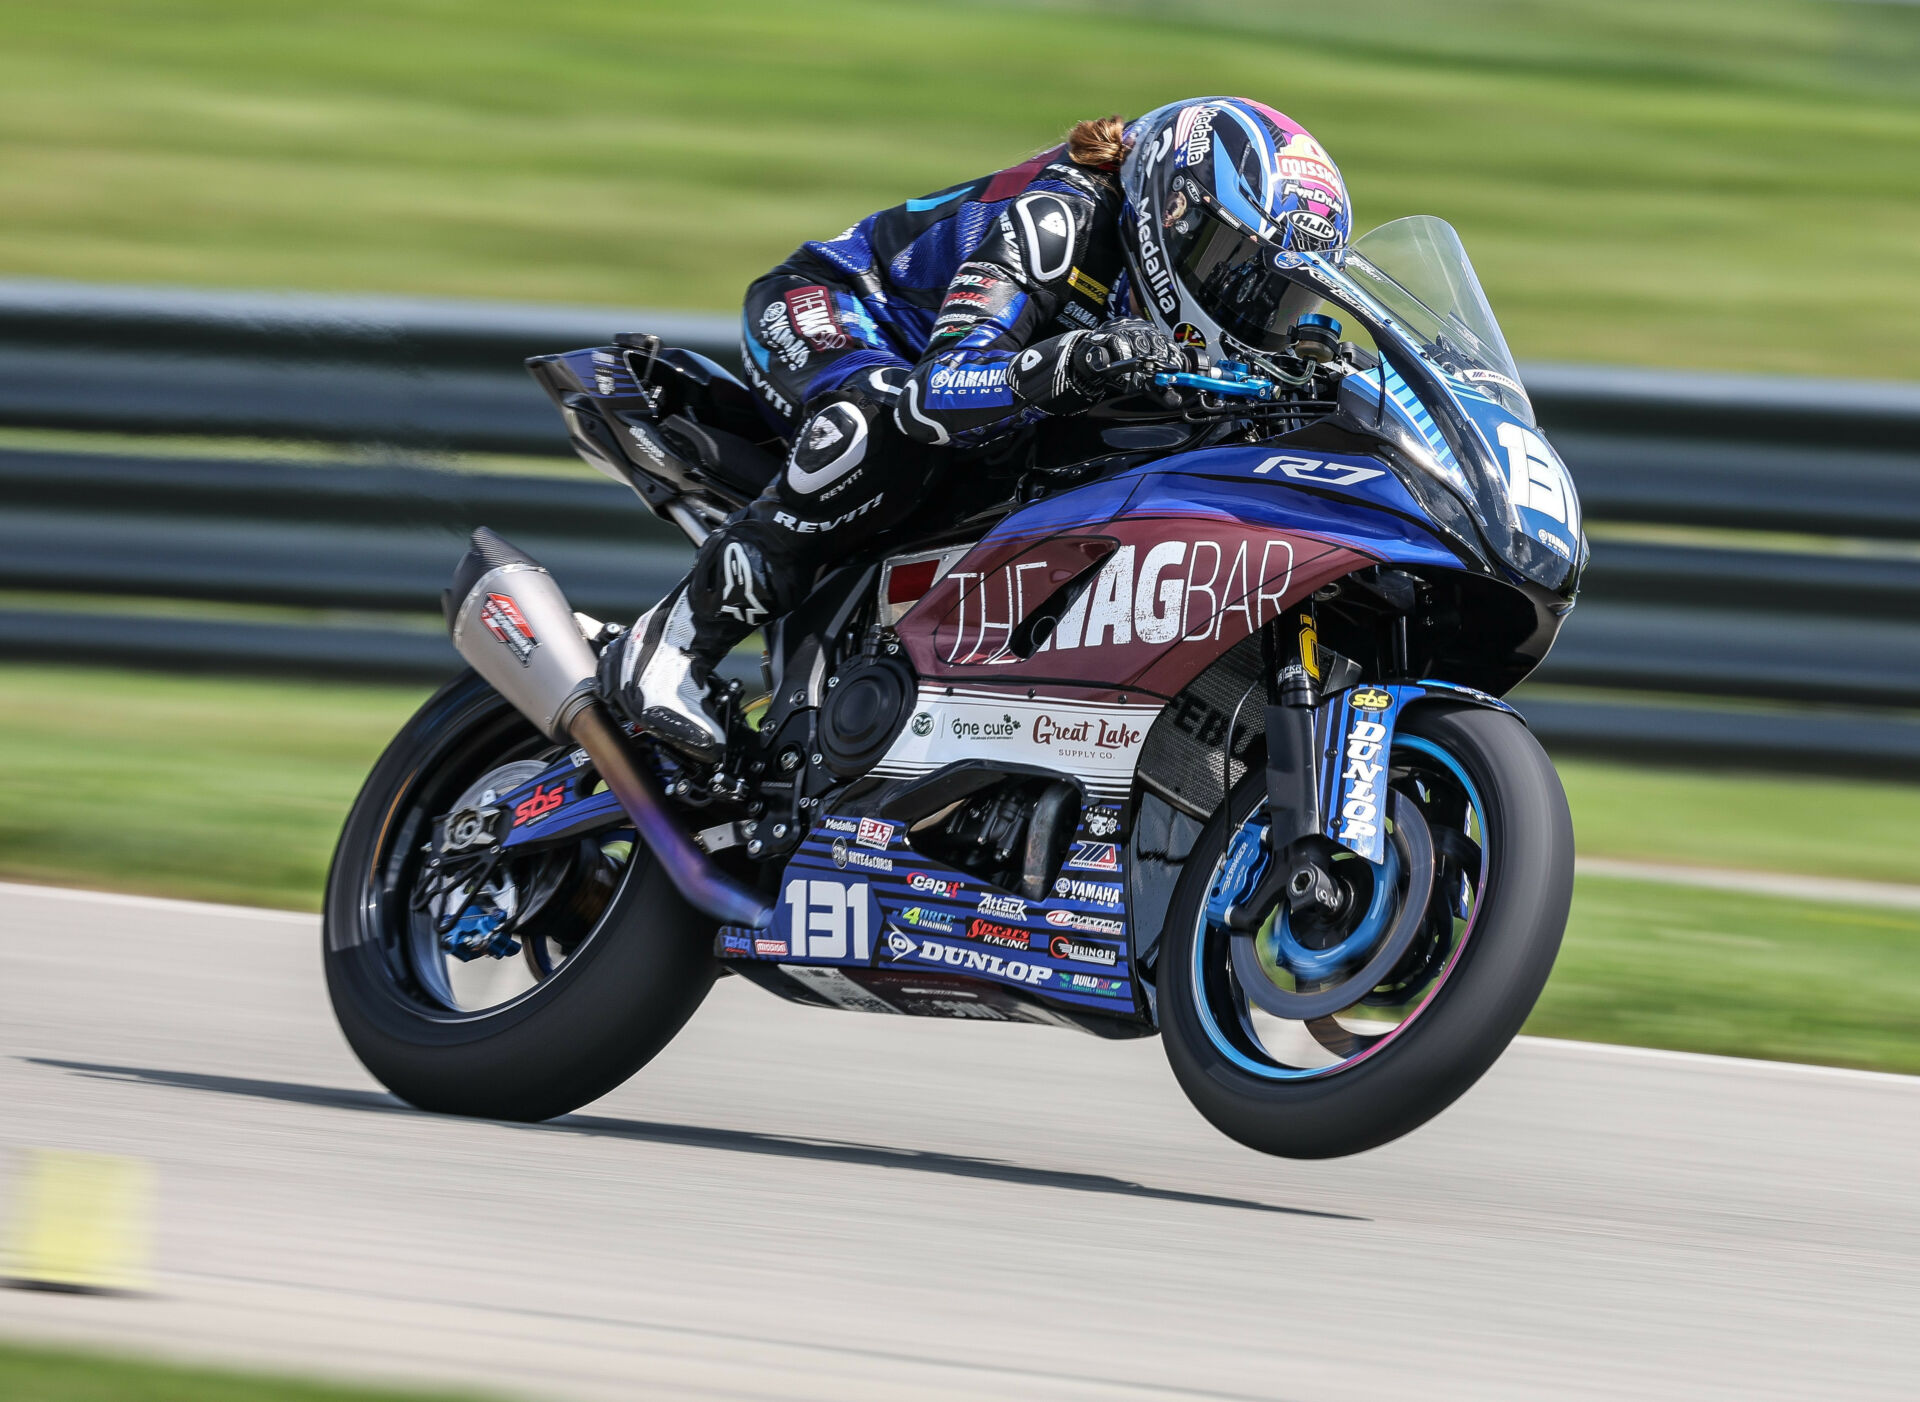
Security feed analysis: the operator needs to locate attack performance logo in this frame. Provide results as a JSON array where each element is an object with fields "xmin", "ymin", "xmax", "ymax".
[{"xmin": 480, "ymin": 593, "xmax": 537, "ymax": 666}]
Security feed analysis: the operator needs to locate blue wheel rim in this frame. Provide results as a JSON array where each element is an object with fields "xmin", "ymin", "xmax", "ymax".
[{"xmin": 1190, "ymin": 732, "xmax": 1488, "ymax": 1081}]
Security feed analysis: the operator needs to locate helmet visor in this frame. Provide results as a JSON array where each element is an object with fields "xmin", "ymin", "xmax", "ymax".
[{"xmin": 1167, "ymin": 201, "xmax": 1329, "ymax": 354}]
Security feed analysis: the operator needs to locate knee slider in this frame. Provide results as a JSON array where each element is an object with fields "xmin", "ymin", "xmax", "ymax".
[{"xmin": 689, "ymin": 520, "xmax": 803, "ymax": 633}]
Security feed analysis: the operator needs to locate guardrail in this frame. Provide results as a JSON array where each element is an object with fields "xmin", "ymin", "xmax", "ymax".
[{"xmin": 5, "ymin": 277, "xmax": 1920, "ymax": 772}]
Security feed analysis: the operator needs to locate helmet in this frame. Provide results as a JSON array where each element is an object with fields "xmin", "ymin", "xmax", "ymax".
[{"xmin": 1119, "ymin": 98, "xmax": 1352, "ymax": 364}]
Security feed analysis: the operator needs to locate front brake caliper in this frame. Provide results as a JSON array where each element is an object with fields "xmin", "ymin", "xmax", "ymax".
[{"xmin": 1205, "ymin": 815, "xmax": 1272, "ymax": 928}]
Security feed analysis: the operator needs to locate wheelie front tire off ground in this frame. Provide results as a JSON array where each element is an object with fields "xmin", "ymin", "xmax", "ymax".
[
  {"xmin": 1159, "ymin": 703, "xmax": 1574, "ymax": 1159},
  {"xmin": 323, "ymin": 672, "xmax": 717, "ymax": 1122}
]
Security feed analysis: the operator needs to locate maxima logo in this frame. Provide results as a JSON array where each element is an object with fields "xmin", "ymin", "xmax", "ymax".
[{"xmin": 1045, "ymin": 910, "xmax": 1124, "ymax": 936}]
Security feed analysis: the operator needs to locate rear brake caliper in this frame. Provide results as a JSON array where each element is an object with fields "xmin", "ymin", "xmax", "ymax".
[{"xmin": 443, "ymin": 901, "xmax": 520, "ymax": 962}]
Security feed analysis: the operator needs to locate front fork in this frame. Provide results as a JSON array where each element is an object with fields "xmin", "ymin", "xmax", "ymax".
[{"xmin": 1220, "ymin": 609, "xmax": 1344, "ymax": 930}]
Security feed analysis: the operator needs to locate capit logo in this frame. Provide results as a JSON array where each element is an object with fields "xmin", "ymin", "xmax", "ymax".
[{"xmin": 907, "ymin": 871, "xmax": 964, "ymax": 899}]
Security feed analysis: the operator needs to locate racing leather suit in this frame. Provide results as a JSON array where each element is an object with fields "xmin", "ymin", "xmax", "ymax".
[{"xmin": 675, "ymin": 144, "xmax": 1137, "ymax": 672}]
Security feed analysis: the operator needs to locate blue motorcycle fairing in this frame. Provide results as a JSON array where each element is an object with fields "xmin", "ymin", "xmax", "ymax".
[{"xmin": 721, "ymin": 807, "xmax": 1144, "ymax": 1017}]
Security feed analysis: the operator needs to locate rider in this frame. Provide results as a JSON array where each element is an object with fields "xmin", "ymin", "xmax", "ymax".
[{"xmin": 602, "ymin": 97, "xmax": 1354, "ymax": 759}]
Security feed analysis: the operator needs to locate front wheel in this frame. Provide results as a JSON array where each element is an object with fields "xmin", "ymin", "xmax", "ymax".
[
  {"xmin": 1159, "ymin": 703, "xmax": 1573, "ymax": 1158},
  {"xmin": 323, "ymin": 671, "xmax": 718, "ymax": 1122}
]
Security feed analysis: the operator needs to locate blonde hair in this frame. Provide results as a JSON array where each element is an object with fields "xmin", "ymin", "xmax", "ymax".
[{"xmin": 1065, "ymin": 114, "xmax": 1131, "ymax": 170}]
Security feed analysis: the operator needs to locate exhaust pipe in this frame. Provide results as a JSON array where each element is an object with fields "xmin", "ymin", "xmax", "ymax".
[{"xmin": 446, "ymin": 528, "xmax": 773, "ymax": 929}]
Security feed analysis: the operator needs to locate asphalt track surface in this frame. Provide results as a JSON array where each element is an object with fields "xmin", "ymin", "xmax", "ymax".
[{"xmin": 2, "ymin": 882, "xmax": 1915, "ymax": 1401}]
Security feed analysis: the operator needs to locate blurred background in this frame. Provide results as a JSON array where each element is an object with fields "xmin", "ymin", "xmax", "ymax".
[{"xmin": 1, "ymin": 3, "xmax": 1918, "ymax": 1395}]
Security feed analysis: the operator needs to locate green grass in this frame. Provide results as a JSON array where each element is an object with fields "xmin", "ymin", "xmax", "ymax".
[
  {"xmin": 0, "ymin": 665, "xmax": 428, "ymax": 910},
  {"xmin": 3, "ymin": 1, "xmax": 1920, "ymax": 377},
  {"xmin": 4, "ymin": 661, "xmax": 1918, "ymax": 1071},
  {"xmin": 1530, "ymin": 875, "xmax": 1920, "ymax": 1073},
  {"xmin": 1557, "ymin": 755, "xmax": 1920, "ymax": 886},
  {"xmin": 0, "ymin": 1340, "xmax": 498, "ymax": 1402}
]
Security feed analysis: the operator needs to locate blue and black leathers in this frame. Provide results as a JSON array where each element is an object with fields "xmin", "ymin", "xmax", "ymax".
[
  {"xmin": 659, "ymin": 144, "xmax": 1154, "ymax": 674},
  {"xmin": 612, "ymin": 144, "xmax": 1185, "ymax": 739}
]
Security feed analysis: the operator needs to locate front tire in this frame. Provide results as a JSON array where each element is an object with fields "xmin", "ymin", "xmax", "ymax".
[
  {"xmin": 323, "ymin": 671, "xmax": 718, "ymax": 1122},
  {"xmin": 1159, "ymin": 703, "xmax": 1573, "ymax": 1158}
]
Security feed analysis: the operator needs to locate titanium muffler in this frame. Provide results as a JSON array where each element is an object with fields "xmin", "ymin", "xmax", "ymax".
[{"xmin": 446, "ymin": 528, "xmax": 772, "ymax": 929}]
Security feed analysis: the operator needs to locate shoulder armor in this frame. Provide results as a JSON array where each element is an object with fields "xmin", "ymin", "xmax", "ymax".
[{"xmin": 993, "ymin": 189, "xmax": 1097, "ymax": 289}]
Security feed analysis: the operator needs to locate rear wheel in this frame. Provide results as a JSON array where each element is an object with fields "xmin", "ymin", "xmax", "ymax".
[
  {"xmin": 323, "ymin": 672, "xmax": 717, "ymax": 1122},
  {"xmin": 1159, "ymin": 703, "xmax": 1572, "ymax": 1158}
]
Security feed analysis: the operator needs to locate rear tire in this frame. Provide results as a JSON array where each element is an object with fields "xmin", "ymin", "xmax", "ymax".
[
  {"xmin": 1159, "ymin": 703, "xmax": 1572, "ymax": 1158},
  {"xmin": 323, "ymin": 672, "xmax": 717, "ymax": 1122}
]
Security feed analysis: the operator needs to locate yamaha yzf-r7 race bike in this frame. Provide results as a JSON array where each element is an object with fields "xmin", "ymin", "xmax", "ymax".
[{"xmin": 324, "ymin": 217, "xmax": 1582, "ymax": 1158}]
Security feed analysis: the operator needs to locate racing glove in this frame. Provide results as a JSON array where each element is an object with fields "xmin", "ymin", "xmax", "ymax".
[{"xmin": 1010, "ymin": 318, "xmax": 1193, "ymax": 414}]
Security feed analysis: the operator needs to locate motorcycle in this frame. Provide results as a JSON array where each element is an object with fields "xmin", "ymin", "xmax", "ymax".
[{"xmin": 324, "ymin": 216, "xmax": 1581, "ymax": 1158}]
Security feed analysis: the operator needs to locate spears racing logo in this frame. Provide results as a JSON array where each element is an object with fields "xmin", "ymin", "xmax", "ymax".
[
  {"xmin": 479, "ymin": 593, "xmax": 537, "ymax": 666},
  {"xmin": 966, "ymin": 917, "xmax": 1029, "ymax": 950}
]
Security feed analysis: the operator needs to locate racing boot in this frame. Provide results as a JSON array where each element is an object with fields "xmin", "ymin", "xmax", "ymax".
[
  {"xmin": 599, "ymin": 585, "xmax": 728, "ymax": 763},
  {"xmin": 599, "ymin": 516, "xmax": 805, "ymax": 764}
]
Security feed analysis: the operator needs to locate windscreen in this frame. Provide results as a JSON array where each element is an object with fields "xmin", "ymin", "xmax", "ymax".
[
  {"xmin": 1259, "ymin": 217, "xmax": 1580, "ymax": 591},
  {"xmin": 1342, "ymin": 217, "xmax": 1534, "ymax": 425}
]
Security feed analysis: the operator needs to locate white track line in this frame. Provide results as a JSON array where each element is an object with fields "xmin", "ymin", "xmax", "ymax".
[
  {"xmin": 1513, "ymin": 1035, "xmax": 1919, "ymax": 1086},
  {"xmin": 0, "ymin": 879, "xmax": 315, "ymax": 925},
  {"xmin": 1578, "ymin": 856, "xmax": 1920, "ymax": 909},
  {"xmin": 5, "ymin": 880, "xmax": 1914, "ymax": 1085}
]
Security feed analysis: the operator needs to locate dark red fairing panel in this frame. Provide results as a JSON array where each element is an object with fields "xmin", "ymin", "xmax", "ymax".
[{"xmin": 895, "ymin": 513, "xmax": 1372, "ymax": 700}]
